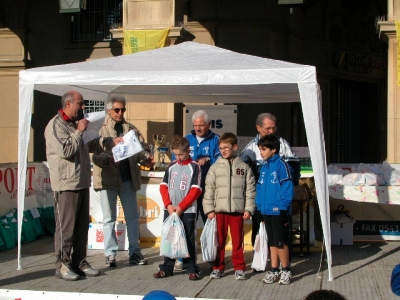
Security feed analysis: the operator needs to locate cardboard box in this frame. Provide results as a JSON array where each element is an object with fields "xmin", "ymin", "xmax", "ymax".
[
  {"xmin": 331, "ymin": 222, "xmax": 353, "ymax": 245},
  {"xmin": 88, "ymin": 222, "xmax": 127, "ymax": 250}
]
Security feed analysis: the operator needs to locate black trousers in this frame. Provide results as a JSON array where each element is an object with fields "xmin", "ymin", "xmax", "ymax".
[
  {"xmin": 196, "ymin": 189, "xmax": 207, "ymax": 225},
  {"xmin": 252, "ymin": 208, "xmax": 293, "ymax": 262}
]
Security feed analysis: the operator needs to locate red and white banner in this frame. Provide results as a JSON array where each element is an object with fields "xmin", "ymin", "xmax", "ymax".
[{"xmin": 0, "ymin": 163, "xmax": 53, "ymax": 216}]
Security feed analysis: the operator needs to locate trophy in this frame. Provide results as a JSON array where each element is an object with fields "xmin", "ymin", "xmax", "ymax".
[{"xmin": 152, "ymin": 134, "xmax": 169, "ymax": 171}]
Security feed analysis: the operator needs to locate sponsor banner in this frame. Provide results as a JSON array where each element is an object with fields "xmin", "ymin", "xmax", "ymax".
[
  {"xmin": 136, "ymin": 182, "xmax": 164, "ymax": 247},
  {"xmin": 354, "ymin": 220, "xmax": 400, "ymax": 241},
  {"xmin": 184, "ymin": 105, "xmax": 237, "ymax": 136},
  {"xmin": 88, "ymin": 223, "xmax": 127, "ymax": 250},
  {"xmin": 0, "ymin": 163, "xmax": 53, "ymax": 216},
  {"xmin": 123, "ymin": 29, "xmax": 169, "ymax": 54}
]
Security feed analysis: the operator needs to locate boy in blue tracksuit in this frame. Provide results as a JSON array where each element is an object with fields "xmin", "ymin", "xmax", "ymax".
[{"xmin": 255, "ymin": 134, "xmax": 294, "ymax": 285}]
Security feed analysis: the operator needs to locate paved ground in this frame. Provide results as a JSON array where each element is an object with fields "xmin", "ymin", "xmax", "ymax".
[{"xmin": 0, "ymin": 235, "xmax": 399, "ymax": 300}]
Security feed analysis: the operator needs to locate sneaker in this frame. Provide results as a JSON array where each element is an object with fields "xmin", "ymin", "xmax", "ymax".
[
  {"xmin": 210, "ymin": 270, "xmax": 225, "ymax": 279},
  {"xmin": 235, "ymin": 270, "xmax": 246, "ymax": 280},
  {"xmin": 55, "ymin": 263, "xmax": 80, "ymax": 281},
  {"xmin": 262, "ymin": 271, "xmax": 280, "ymax": 284},
  {"xmin": 73, "ymin": 266, "xmax": 100, "ymax": 277},
  {"xmin": 188, "ymin": 272, "xmax": 200, "ymax": 280},
  {"xmin": 105, "ymin": 255, "xmax": 116, "ymax": 267},
  {"xmin": 55, "ymin": 270, "xmax": 80, "ymax": 281},
  {"xmin": 279, "ymin": 270, "xmax": 292, "ymax": 285},
  {"xmin": 129, "ymin": 250, "xmax": 148, "ymax": 265},
  {"xmin": 153, "ymin": 270, "xmax": 171, "ymax": 278},
  {"xmin": 80, "ymin": 266, "xmax": 100, "ymax": 277}
]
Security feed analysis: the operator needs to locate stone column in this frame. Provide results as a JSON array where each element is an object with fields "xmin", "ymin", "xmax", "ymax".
[{"xmin": 109, "ymin": 0, "xmax": 196, "ymax": 155}]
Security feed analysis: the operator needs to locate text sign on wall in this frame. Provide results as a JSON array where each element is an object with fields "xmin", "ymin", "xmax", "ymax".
[
  {"xmin": 184, "ymin": 105, "xmax": 237, "ymax": 136},
  {"xmin": 0, "ymin": 163, "xmax": 53, "ymax": 216},
  {"xmin": 354, "ymin": 220, "xmax": 400, "ymax": 238}
]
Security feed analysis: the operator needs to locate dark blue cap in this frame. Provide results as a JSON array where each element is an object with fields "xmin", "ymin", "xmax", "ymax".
[
  {"xmin": 143, "ymin": 290, "xmax": 176, "ymax": 300},
  {"xmin": 392, "ymin": 264, "xmax": 400, "ymax": 296}
]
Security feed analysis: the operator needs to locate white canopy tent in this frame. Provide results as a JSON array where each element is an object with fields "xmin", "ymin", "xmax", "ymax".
[{"xmin": 18, "ymin": 42, "xmax": 332, "ymax": 280}]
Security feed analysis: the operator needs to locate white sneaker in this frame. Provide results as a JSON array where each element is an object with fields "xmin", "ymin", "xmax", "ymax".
[
  {"xmin": 262, "ymin": 271, "xmax": 280, "ymax": 284},
  {"xmin": 105, "ymin": 255, "xmax": 116, "ymax": 267},
  {"xmin": 279, "ymin": 270, "xmax": 292, "ymax": 285},
  {"xmin": 234, "ymin": 270, "xmax": 246, "ymax": 280},
  {"xmin": 210, "ymin": 270, "xmax": 225, "ymax": 279}
]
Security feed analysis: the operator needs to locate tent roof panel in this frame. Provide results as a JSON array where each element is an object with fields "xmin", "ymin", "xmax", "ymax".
[
  {"xmin": 33, "ymin": 83, "xmax": 300, "ymax": 102},
  {"xmin": 20, "ymin": 42, "xmax": 316, "ymax": 89}
]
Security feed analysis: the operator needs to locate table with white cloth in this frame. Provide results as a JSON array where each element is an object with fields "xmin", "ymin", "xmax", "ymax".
[
  {"xmin": 329, "ymin": 184, "xmax": 400, "ymax": 205},
  {"xmin": 328, "ymin": 184, "xmax": 400, "ymax": 240}
]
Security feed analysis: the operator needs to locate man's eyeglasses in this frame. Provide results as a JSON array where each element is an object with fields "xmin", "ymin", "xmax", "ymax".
[
  {"xmin": 260, "ymin": 126, "xmax": 277, "ymax": 132},
  {"xmin": 111, "ymin": 108, "xmax": 126, "ymax": 114},
  {"xmin": 219, "ymin": 146, "xmax": 233, "ymax": 151}
]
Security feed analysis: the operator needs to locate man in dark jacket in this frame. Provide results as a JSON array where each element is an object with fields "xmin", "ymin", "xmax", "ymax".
[{"xmin": 92, "ymin": 95, "xmax": 152, "ymax": 268}]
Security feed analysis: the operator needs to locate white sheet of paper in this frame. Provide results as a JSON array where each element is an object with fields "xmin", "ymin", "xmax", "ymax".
[
  {"xmin": 112, "ymin": 129, "xmax": 143, "ymax": 162},
  {"xmin": 83, "ymin": 111, "xmax": 106, "ymax": 144}
]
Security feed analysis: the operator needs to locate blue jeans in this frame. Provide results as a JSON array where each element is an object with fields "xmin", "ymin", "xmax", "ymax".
[{"xmin": 100, "ymin": 180, "xmax": 140, "ymax": 257}]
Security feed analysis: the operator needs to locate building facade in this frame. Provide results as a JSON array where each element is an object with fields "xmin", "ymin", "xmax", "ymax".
[
  {"xmin": 378, "ymin": 0, "xmax": 400, "ymax": 163},
  {"xmin": 0, "ymin": 0, "xmax": 392, "ymax": 165}
]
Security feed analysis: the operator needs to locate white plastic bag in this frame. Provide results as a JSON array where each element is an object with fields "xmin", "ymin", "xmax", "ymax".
[
  {"xmin": 327, "ymin": 165, "xmax": 344, "ymax": 186},
  {"xmin": 251, "ymin": 222, "xmax": 268, "ymax": 272},
  {"xmin": 383, "ymin": 161, "xmax": 400, "ymax": 186},
  {"xmin": 364, "ymin": 172, "xmax": 385, "ymax": 186},
  {"xmin": 200, "ymin": 217, "xmax": 218, "ymax": 262},
  {"xmin": 112, "ymin": 130, "xmax": 143, "ymax": 162},
  {"xmin": 356, "ymin": 163, "xmax": 385, "ymax": 186},
  {"xmin": 160, "ymin": 213, "xmax": 189, "ymax": 259},
  {"xmin": 342, "ymin": 172, "xmax": 365, "ymax": 186}
]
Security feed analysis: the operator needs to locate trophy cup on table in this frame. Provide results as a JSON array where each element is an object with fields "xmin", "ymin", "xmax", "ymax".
[{"xmin": 152, "ymin": 134, "xmax": 169, "ymax": 171}]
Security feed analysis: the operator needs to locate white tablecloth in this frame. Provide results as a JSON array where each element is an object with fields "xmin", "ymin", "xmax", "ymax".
[{"xmin": 329, "ymin": 184, "xmax": 400, "ymax": 205}]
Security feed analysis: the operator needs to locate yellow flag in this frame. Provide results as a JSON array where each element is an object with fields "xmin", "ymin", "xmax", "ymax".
[
  {"xmin": 123, "ymin": 29, "xmax": 170, "ymax": 54},
  {"xmin": 396, "ymin": 21, "xmax": 400, "ymax": 86}
]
